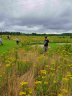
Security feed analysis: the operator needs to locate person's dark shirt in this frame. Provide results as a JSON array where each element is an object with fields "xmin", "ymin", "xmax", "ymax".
[{"xmin": 44, "ymin": 39, "xmax": 49, "ymax": 46}]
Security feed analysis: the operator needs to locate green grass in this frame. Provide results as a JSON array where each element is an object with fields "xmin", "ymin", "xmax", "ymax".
[
  {"xmin": 49, "ymin": 42, "xmax": 72, "ymax": 49},
  {"xmin": 49, "ymin": 43, "xmax": 58, "ymax": 48},
  {"xmin": 0, "ymin": 39, "xmax": 71, "ymax": 54},
  {"xmin": 0, "ymin": 40, "xmax": 16, "ymax": 54},
  {"xmin": 0, "ymin": 40, "xmax": 57, "ymax": 54}
]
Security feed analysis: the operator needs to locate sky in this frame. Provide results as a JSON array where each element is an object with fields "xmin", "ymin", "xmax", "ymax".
[{"xmin": 0, "ymin": 0, "xmax": 72, "ymax": 34}]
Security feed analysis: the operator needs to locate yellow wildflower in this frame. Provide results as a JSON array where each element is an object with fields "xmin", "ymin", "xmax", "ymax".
[
  {"xmin": 62, "ymin": 77, "xmax": 69, "ymax": 82},
  {"xmin": 70, "ymin": 77, "xmax": 72, "ymax": 79},
  {"xmin": 45, "ymin": 65, "xmax": 48, "ymax": 68},
  {"xmin": 62, "ymin": 89, "xmax": 68, "ymax": 93},
  {"xmin": 67, "ymin": 72, "xmax": 72, "ymax": 77},
  {"xmin": 20, "ymin": 81, "xmax": 28, "ymax": 86},
  {"xmin": 6, "ymin": 64, "xmax": 11, "ymax": 67},
  {"xmin": 35, "ymin": 81, "xmax": 42, "ymax": 85},
  {"xmin": 26, "ymin": 94, "xmax": 31, "ymax": 96},
  {"xmin": 68, "ymin": 64, "xmax": 72, "ymax": 67},
  {"xmin": 0, "ymin": 75, "xmax": 2, "ymax": 78},
  {"xmin": 28, "ymin": 88, "xmax": 32, "ymax": 94},
  {"xmin": 53, "ymin": 80, "xmax": 57, "ymax": 83},
  {"xmin": 19, "ymin": 91, "xmax": 26, "ymax": 95},
  {"xmin": 44, "ymin": 81, "xmax": 48, "ymax": 85},
  {"xmin": 40, "ymin": 70, "xmax": 47, "ymax": 75},
  {"xmin": 58, "ymin": 93, "xmax": 63, "ymax": 96},
  {"xmin": 42, "ymin": 76, "xmax": 46, "ymax": 79}
]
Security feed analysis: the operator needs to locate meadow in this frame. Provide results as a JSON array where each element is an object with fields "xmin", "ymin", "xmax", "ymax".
[{"xmin": 0, "ymin": 35, "xmax": 72, "ymax": 96}]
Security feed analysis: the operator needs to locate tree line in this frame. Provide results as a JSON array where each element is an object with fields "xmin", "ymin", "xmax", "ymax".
[{"xmin": 0, "ymin": 32, "xmax": 72, "ymax": 36}]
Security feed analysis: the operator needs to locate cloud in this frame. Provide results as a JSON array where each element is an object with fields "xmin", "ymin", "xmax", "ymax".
[
  {"xmin": 0, "ymin": 21, "xmax": 5, "ymax": 28},
  {"xmin": 0, "ymin": 0, "xmax": 72, "ymax": 33}
]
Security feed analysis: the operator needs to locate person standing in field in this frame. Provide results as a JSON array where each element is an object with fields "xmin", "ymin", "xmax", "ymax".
[
  {"xmin": 16, "ymin": 38, "xmax": 20, "ymax": 45},
  {"xmin": 7, "ymin": 35, "xmax": 10, "ymax": 40},
  {"xmin": 44, "ymin": 36, "xmax": 49, "ymax": 52},
  {"xmin": 0, "ymin": 37, "xmax": 3, "ymax": 45}
]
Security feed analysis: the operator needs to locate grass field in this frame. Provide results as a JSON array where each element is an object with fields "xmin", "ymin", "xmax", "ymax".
[
  {"xmin": 0, "ymin": 37, "xmax": 71, "ymax": 54},
  {"xmin": 0, "ymin": 40, "xmax": 16, "ymax": 53},
  {"xmin": 0, "ymin": 41, "xmax": 57, "ymax": 53},
  {"xmin": 0, "ymin": 35, "xmax": 72, "ymax": 96}
]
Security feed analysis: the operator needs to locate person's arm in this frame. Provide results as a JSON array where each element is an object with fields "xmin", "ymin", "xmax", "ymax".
[
  {"xmin": 48, "ymin": 40, "xmax": 49, "ymax": 43},
  {"xmin": 44, "ymin": 40, "xmax": 47, "ymax": 46}
]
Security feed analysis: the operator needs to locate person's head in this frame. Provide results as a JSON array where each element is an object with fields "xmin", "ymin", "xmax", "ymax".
[{"xmin": 45, "ymin": 36, "xmax": 47, "ymax": 40}]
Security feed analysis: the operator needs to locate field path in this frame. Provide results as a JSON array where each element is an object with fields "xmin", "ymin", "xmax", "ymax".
[{"xmin": 17, "ymin": 67, "xmax": 36, "ymax": 96}]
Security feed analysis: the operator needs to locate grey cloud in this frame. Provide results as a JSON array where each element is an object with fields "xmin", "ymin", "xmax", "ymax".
[{"xmin": 0, "ymin": 0, "xmax": 72, "ymax": 33}]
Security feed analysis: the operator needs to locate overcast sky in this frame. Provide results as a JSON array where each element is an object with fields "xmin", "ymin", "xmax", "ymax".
[{"xmin": 0, "ymin": 0, "xmax": 72, "ymax": 34}]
